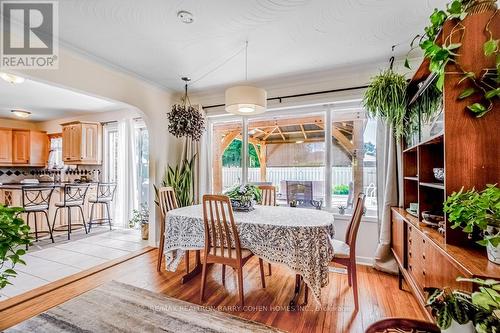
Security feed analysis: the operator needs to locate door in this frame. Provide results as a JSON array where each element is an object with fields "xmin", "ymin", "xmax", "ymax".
[
  {"xmin": 30, "ymin": 131, "xmax": 49, "ymax": 166},
  {"xmin": 0, "ymin": 129, "xmax": 12, "ymax": 164},
  {"xmin": 12, "ymin": 130, "xmax": 30, "ymax": 164},
  {"xmin": 62, "ymin": 125, "xmax": 72, "ymax": 162},
  {"xmin": 70, "ymin": 124, "xmax": 82, "ymax": 161},
  {"xmin": 81, "ymin": 123, "xmax": 97, "ymax": 163}
]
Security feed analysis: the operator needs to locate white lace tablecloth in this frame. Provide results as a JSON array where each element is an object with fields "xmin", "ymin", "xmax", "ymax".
[{"xmin": 163, "ymin": 204, "xmax": 335, "ymax": 303}]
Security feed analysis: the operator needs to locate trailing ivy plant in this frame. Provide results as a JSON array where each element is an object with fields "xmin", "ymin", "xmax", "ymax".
[
  {"xmin": 0, "ymin": 205, "xmax": 31, "ymax": 289},
  {"xmin": 363, "ymin": 69, "xmax": 408, "ymax": 141},
  {"xmin": 406, "ymin": 0, "xmax": 499, "ymax": 117}
]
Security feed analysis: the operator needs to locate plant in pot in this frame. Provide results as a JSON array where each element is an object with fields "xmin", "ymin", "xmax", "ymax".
[
  {"xmin": 444, "ymin": 184, "xmax": 500, "ymax": 264},
  {"xmin": 224, "ymin": 184, "xmax": 262, "ymax": 212},
  {"xmin": 158, "ymin": 156, "xmax": 195, "ymax": 208},
  {"xmin": 0, "ymin": 205, "xmax": 31, "ymax": 290},
  {"xmin": 363, "ymin": 69, "xmax": 408, "ymax": 141},
  {"xmin": 129, "ymin": 203, "xmax": 149, "ymax": 240}
]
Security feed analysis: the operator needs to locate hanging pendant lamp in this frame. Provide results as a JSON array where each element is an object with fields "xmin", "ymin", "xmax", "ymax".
[{"xmin": 225, "ymin": 41, "xmax": 267, "ymax": 115}]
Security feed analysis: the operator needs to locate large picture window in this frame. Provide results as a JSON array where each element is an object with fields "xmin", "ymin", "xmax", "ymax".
[{"xmin": 209, "ymin": 104, "xmax": 378, "ymax": 217}]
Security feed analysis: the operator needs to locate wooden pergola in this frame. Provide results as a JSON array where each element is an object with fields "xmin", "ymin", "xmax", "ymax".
[{"xmin": 212, "ymin": 115, "xmax": 366, "ymax": 198}]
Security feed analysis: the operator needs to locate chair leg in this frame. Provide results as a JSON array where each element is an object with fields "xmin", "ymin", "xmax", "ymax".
[
  {"xmin": 200, "ymin": 260, "xmax": 208, "ymax": 302},
  {"xmin": 185, "ymin": 251, "xmax": 190, "ymax": 274},
  {"xmin": 43, "ymin": 211, "xmax": 54, "ymax": 243},
  {"xmin": 398, "ymin": 268, "xmax": 403, "ymax": 290},
  {"xmin": 77, "ymin": 205, "xmax": 88, "ymax": 234},
  {"xmin": 88, "ymin": 202, "xmax": 95, "ymax": 232},
  {"xmin": 31, "ymin": 213, "xmax": 39, "ymax": 242},
  {"xmin": 156, "ymin": 233, "xmax": 165, "ymax": 272},
  {"xmin": 258, "ymin": 258, "xmax": 266, "ymax": 288},
  {"xmin": 351, "ymin": 262, "xmax": 359, "ymax": 310},
  {"xmin": 51, "ymin": 207, "xmax": 60, "ymax": 233},
  {"xmin": 221, "ymin": 264, "xmax": 226, "ymax": 286},
  {"xmin": 236, "ymin": 266, "xmax": 245, "ymax": 307},
  {"xmin": 105, "ymin": 202, "xmax": 112, "ymax": 230},
  {"xmin": 347, "ymin": 265, "xmax": 352, "ymax": 287},
  {"xmin": 67, "ymin": 207, "xmax": 71, "ymax": 240}
]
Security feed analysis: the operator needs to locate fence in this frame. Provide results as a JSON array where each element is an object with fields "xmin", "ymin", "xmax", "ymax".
[{"xmin": 222, "ymin": 166, "xmax": 377, "ymax": 192}]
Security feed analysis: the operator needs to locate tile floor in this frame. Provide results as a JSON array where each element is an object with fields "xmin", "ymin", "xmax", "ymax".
[{"xmin": 0, "ymin": 227, "xmax": 148, "ymax": 300}]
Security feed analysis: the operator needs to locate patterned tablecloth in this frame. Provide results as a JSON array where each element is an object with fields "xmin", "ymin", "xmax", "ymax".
[{"xmin": 163, "ymin": 204, "xmax": 335, "ymax": 303}]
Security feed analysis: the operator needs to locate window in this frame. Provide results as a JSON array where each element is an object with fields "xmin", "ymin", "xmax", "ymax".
[
  {"xmin": 209, "ymin": 104, "xmax": 378, "ymax": 217},
  {"xmin": 134, "ymin": 119, "xmax": 149, "ymax": 206},
  {"xmin": 103, "ymin": 123, "xmax": 118, "ymax": 183},
  {"xmin": 47, "ymin": 135, "xmax": 63, "ymax": 169}
]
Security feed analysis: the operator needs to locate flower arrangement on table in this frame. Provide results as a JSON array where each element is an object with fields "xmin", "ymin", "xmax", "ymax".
[{"xmin": 224, "ymin": 184, "xmax": 262, "ymax": 212}]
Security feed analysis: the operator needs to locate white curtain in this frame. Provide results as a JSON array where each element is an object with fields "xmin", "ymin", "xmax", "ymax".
[
  {"xmin": 115, "ymin": 118, "xmax": 138, "ymax": 227},
  {"xmin": 373, "ymin": 120, "xmax": 402, "ymax": 274}
]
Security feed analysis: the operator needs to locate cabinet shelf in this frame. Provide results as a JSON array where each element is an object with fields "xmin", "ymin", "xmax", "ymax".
[
  {"xmin": 404, "ymin": 176, "xmax": 419, "ymax": 181},
  {"xmin": 419, "ymin": 182, "xmax": 444, "ymax": 190}
]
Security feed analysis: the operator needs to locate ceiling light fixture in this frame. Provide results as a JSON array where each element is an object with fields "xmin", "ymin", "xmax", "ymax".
[
  {"xmin": 0, "ymin": 72, "xmax": 25, "ymax": 84},
  {"xmin": 177, "ymin": 10, "xmax": 194, "ymax": 24},
  {"xmin": 295, "ymin": 140, "xmax": 304, "ymax": 144},
  {"xmin": 11, "ymin": 110, "xmax": 31, "ymax": 118},
  {"xmin": 225, "ymin": 41, "xmax": 267, "ymax": 116}
]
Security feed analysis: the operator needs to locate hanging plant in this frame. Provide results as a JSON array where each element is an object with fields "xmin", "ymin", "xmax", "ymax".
[
  {"xmin": 363, "ymin": 69, "xmax": 408, "ymax": 141},
  {"xmin": 167, "ymin": 78, "xmax": 205, "ymax": 141},
  {"xmin": 406, "ymin": 0, "xmax": 499, "ymax": 117}
]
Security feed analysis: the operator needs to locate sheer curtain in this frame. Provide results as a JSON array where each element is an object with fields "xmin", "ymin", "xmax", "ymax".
[{"xmin": 115, "ymin": 118, "xmax": 138, "ymax": 227}]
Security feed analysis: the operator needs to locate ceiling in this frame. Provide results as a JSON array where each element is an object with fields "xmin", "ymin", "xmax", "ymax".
[
  {"xmin": 0, "ymin": 79, "xmax": 123, "ymax": 122},
  {"xmin": 57, "ymin": 0, "xmax": 448, "ymax": 92}
]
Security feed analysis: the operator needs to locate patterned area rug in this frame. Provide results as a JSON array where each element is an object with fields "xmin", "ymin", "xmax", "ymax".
[{"xmin": 7, "ymin": 281, "xmax": 284, "ymax": 333}]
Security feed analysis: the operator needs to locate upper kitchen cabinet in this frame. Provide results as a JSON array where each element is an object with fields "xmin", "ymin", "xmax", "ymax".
[
  {"xmin": 0, "ymin": 128, "xmax": 49, "ymax": 166},
  {"xmin": 61, "ymin": 121, "xmax": 102, "ymax": 165}
]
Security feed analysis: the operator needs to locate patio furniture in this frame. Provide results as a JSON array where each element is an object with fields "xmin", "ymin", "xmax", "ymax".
[
  {"xmin": 88, "ymin": 182, "xmax": 117, "ymax": 231},
  {"xmin": 331, "ymin": 192, "xmax": 365, "ymax": 310},
  {"xmin": 285, "ymin": 180, "xmax": 313, "ymax": 207},
  {"xmin": 200, "ymin": 194, "xmax": 267, "ymax": 306},
  {"xmin": 258, "ymin": 184, "xmax": 276, "ymax": 206},
  {"xmin": 52, "ymin": 183, "xmax": 91, "ymax": 240}
]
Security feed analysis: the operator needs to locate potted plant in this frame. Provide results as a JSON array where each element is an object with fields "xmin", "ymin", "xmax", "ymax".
[
  {"xmin": 444, "ymin": 184, "xmax": 500, "ymax": 264},
  {"xmin": 0, "ymin": 205, "xmax": 31, "ymax": 290},
  {"xmin": 425, "ymin": 277, "xmax": 500, "ymax": 333},
  {"xmin": 338, "ymin": 205, "xmax": 347, "ymax": 215},
  {"xmin": 363, "ymin": 69, "xmax": 408, "ymax": 141},
  {"xmin": 129, "ymin": 204, "xmax": 149, "ymax": 240},
  {"xmin": 224, "ymin": 184, "xmax": 262, "ymax": 212}
]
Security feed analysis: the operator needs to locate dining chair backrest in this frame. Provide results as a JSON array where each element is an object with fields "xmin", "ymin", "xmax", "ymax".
[
  {"xmin": 21, "ymin": 186, "xmax": 55, "ymax": 211},
  {"xmin": 63, "ymin": 183, "xmax": 90, "ymax": 206},
  {"xmin": 158, "ymin": 186, "xmax": 178, "ymax": 220},
  {"xmin": 258, "ymin": 185, "xmax": 276, "ymax": 206},
  {"xmin": 96, "ymin": 182, "xmax": 117, "ymax": 201},
  {"xmin": 286, "ymin": 180, "xmax": 313, "ymax": 207},
  {"xmin": 345, "ymin": 193, "xmax": 366, "ymax": 250},
  {"xmin": 202, "ymin": 194, "xmax": 242, "ymax": 260}
]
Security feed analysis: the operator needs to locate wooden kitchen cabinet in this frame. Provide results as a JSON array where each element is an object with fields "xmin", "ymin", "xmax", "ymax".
[
  {"xmin": 12, "ymin": 130, "xmax": 30, "ymax": 164},
  {"xmin": 0, "ymin": 128, "xmax": 48, "ymax": 166},
  {"xmin": 0, "ymin": 128, "xmax": 13, "ymax": 164},
  {"xmin": 61, "ymin": 121, "xmax": 101, "ymax": 165}
]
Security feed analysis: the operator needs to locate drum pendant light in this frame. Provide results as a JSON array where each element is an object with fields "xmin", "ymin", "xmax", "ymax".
[{"xmin": 225, "ymin": 41, "xmax": 267, "ymax": 115}]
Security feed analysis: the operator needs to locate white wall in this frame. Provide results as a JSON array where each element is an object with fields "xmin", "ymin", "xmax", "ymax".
[{"xmin": 12, "ymin": 47, "xmax": 182, "ymax": 246}]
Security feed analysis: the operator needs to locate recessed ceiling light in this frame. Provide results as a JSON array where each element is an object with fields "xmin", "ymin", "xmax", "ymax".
[
  {"xmin": 296, "ymin": 140, "xmax": 304, "ymax": 144},
  {"xmin": 11, "ymin": 110, "xmax": 31, "ymax": 118},
  {"xmin": 0, "ymin": 72, "xmax": 25, "ymax": 84},
  {"xmin": 177, "ymin": 10, "xmax": 194, "ymax": 24}
]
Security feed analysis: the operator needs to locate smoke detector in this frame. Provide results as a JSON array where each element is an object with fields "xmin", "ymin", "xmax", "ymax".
[{"xmin": 177, "ymin": 10, "xmax": 194, "ymax": 24}]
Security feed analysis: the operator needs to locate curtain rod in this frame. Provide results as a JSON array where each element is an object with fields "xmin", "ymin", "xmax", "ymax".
[{"xmin": 201, "ymin": 84, "xmax": 369, "ymax": 110}]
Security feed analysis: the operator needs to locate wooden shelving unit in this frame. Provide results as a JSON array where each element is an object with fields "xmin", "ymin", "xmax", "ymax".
[{"xmin": 392, "ymin": 10, "xmax": 500, "ymax": 319}]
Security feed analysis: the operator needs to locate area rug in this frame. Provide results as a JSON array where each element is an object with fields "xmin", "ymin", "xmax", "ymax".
[{"xmin": 6, "ymin": 281, "xmax": 284, "ymax": 333}]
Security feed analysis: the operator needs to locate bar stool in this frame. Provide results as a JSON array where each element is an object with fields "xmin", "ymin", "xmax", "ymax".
[
  {"xmin": 88, "ymin": 182, "xmax": 117, "ymax": 231},
  {"xmin": 52, "ymin": 183, "xmax": 91, "ymax": 240},
  {"xmin": 20, "ymin": 186, "xmax": 56, "ymax": 245}
]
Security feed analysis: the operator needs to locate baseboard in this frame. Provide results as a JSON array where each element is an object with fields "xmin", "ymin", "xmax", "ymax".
[{"xmin": 355, "ymin": 256, "xmax": 375, "ymax": 266}]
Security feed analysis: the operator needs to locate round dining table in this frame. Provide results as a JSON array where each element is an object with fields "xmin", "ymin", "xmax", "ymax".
[{"xmin": 163, "ymin": 204, "xmax": 335, "ymax": 304}]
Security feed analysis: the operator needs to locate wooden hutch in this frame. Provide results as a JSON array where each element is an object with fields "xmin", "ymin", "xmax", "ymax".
[{"xmin": 391, "ymin": 11, "xmax": 500, "ymax": 319}]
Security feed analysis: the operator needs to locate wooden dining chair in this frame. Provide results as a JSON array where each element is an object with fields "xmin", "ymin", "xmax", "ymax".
[
  {"xmin": 257, "ymin": 184, "xmax": 276, "ymax": 275},
  {"xmin": 331, "ymin": 192, "xmax": 366, "ymax": 310},
  {"xmin": 200, "ymin": 194, "xmax": 266, "ymax": 307},
  {"xmin": 364, "ymin": 318, "xmax": 440, "ymax": 333},
  {"xmin": 157, "ymin": 186, "xmax": 178, "ymax": 272}
]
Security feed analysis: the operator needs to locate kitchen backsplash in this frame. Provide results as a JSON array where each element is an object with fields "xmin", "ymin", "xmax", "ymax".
[{"xmin": 0, "ymin": 166, "xmax": 102, "ymax": 184}]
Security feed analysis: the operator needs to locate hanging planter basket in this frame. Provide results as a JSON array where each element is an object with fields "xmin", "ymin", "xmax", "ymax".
[{"xmin": 167, "ymin": 78, "xmax": 205, "ymax": 141}]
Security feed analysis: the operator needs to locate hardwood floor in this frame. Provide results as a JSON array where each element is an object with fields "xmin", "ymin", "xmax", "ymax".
[{"xmin": 0, "ymin": 249, "xmax": 427, "ymax": 332}]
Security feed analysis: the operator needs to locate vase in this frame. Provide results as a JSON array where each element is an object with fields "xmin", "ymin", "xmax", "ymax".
[
  {"xmin": 230, "ymin": 199, "xmax": 255, "ymax": 212},
  {"xmin": 141, "ymin": 223, "xmax": 149, "ymax": 240},
  {"xmin": 442, "ymin": 321, "xmax": 475, "ymax": 333},
  {"xmin": 486, "ymin": 225, "xmax": 500, "ymax": 264}
]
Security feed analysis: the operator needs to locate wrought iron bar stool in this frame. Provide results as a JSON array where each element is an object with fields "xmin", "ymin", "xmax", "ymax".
[
  {"xmin": 88, "ymin": 182, "xmax": 117, "ymax": 231},
  {"xmin": 20, "ymin": 186, "xmax": 56, "ymax": 245},
  {"xmin": 52, "ymin": 183, "xmax": 91, "ymax": 240}
]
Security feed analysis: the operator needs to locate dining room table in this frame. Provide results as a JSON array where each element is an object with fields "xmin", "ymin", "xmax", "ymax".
[{"xmin": 162, "ymin": 204, "xmax": 335, "ymax": 306}]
